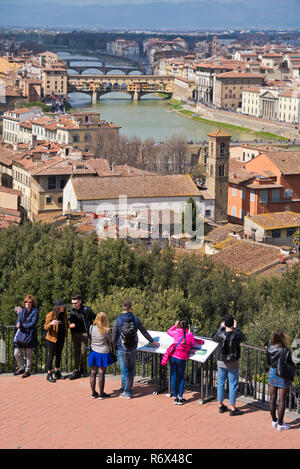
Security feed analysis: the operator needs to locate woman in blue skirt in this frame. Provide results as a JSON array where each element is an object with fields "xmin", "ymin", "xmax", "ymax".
[
  {"xmin": 88, "ymin": 312, "xmax": 114, "ymax": 399},
  {"xmin": 266, "ymin": 330, "xmax": 294, "ymax": 431}
]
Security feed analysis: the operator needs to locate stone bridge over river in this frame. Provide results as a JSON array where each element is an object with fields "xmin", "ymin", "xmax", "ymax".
[{"xmin": 67, "ymin": 74, "xmax": 174, "ymax": 102}]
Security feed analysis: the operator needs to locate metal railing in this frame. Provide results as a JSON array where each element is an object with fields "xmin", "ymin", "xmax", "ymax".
[{"xmin": 1, "ymin": 326, "xmax": 299, "ymax": 413}]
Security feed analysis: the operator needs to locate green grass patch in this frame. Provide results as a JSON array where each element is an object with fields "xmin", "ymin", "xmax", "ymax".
[
  {"xmin": 177, "ymin": 109, "xmax": 288, "ymax": 141},
  {"xmin": 23, "ymin": 101, "xmax": 51, "ymax": 113}
]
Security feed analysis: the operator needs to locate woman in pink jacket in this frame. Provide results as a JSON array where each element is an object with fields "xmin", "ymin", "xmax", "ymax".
[{"xmin": 167, "ymin": 318, "xmax": 195, "ymax": 405}]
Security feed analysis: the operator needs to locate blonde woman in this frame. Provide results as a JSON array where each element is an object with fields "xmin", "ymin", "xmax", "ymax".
[{"xmin": 88, "ymin": 312, "xmax": 114, "ymax": 399}]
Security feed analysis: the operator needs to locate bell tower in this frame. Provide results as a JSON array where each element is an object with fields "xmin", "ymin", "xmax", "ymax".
[{"xmin": 206, "ymin": 129, "xmax": 231, "ymax": 222}]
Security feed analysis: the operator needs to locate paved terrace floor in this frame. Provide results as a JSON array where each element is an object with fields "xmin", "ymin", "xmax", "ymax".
[{"xmin": 1, "ymin": 373, "xmax": 300, "ymax": 450}]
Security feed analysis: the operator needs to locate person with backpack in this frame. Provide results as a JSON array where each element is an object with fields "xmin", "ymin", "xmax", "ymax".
[
  {"xmin": 68, "ymin": 294, "xmax": 96, "ymax": 380},
  {"xmin": 112, "ymin": 301, "xmax": 158, "ymax": 399},
  {"xmin": 167, "ymin": 319, "xmax": 195, "ymax": 405},
  {"xmin": 212, "ymin": 314, "xmax": 246, "ymax": 416}
]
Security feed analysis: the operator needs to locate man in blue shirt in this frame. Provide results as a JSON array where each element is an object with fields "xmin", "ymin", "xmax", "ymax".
[{"xmin": 112, "ymin": 301, "xmax": 158, "ymax": 399}]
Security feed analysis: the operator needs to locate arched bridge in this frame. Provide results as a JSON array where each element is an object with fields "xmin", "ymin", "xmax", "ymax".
[
  {"xmin": 65, "ymin": 59, "xmax": 145, "ymax": 75},
  {"xmin": 67, "ymin": 74, "xmax": 174, "ymax": 102}
]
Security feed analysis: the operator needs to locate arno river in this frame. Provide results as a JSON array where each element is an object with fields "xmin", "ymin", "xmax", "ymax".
[{"xmin": 59, "ymin": 51, "xmax": 256, "ymax": 142}]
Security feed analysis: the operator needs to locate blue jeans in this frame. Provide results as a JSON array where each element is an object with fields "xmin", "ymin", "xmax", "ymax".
[
  {"xmin": 217, "ymin": 367, "xmax": 239, "ymax": 406},
  {"xmin": 118, "ymin": 349, "xmax": 136, "ymax": 396},
  {"xmin": 170, "ymin": 357, "xmax": 186, "ymax": 398}
]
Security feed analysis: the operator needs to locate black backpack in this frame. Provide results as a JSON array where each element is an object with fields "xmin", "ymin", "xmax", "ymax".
[{"xmin": 120, "ymin": 318, "xmax": 138, "ymax": 350}]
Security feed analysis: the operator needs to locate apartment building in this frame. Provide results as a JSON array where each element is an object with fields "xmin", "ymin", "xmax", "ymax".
[
  {"xmin": 107, "ymin": 39, "xmax": 139, "ymax": 58},
  {"xmin": 2, "ymin": 107, "xmax": 42, "ymax": 145},
  {"xmin": 41, "ymin": 67, "xmax": 68, "ymax": 98},
  {"xmin": 228, "ymin": 150, "xmax": 300, "ymax": 224},
  {"xmin": 4, "ymin": 111, "xmax": 120, "ymax": 152},
  {"xmin": 213, "ymin": 71, "xmax": 265, "ymax": 110},
  {"xmin": 242, "ymin": 87, "xmax": 300, "ymax": 123}
]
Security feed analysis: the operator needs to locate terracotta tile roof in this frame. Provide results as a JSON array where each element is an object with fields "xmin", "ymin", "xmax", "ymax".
[
  {"xmin": 216, "ymin": 71, "xmax": 264, "ymax": 79},
  {"xmin": 263, "ymin": 151, "xmax": 300, "ymax": 175},
  {"xmin": 207, "ymin": 129, "xmax": 232, "ymax": 138},
  {"xmin": 0, "ymin": 149, "xmax": 15, "ymax": 166},
  {"xmin": 245, "ymin": 211, "xmax": 300, "ymax": 230},
  {"xmin": 229, "ymin": 159, "xmax": 257, "ymax": 184},
  {"xmin": 211, "ymin": 239, "xmax": 282, "ymax": 274},
  {"xmin": 71, "ymin": 174, "xmax": 200, "ymax": 201},
  {"xmin": 205, "ymin": 223, "xmax": 244, "ymax": 244},
  {"xmin": 29, "ymin": 157, "xmax": 96, "ymax": 177}
]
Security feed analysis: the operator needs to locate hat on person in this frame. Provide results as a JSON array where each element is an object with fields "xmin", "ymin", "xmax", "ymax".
[
  {"xmin": 224, "ymin": 314, "xmax": 234, "ymax": 328},
  {"xmin": 53, "ymin": 299, "xmax": 66, "ymax": 307}
]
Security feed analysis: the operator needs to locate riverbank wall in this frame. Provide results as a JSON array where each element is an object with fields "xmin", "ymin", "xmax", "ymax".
[{"xmin": 196, "ymin": 102, "xmax": 299, "ymax": 140}]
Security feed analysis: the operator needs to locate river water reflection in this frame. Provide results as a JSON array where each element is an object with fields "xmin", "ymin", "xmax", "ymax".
[{"xmin": 69, "ymin": 92, "xmax": 257, "ymax": 142}]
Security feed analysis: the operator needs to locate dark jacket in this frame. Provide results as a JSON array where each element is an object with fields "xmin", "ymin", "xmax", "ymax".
[
  {"xmin": 68, "ymin": 304, "xmax": 95, "ymax": 334},
  {"xmin": 266, "ymin": 344, "xmax": 293, "ymax": 369},
  {"xmin": 112, "ymin": 312, "xmax": 154, "ymax": 352},
  {"xmin": 212, "ymin": 326, "xmax": 246, "ymax": 362},
  {"xmin": 14, "ymin": 307, "xmax": 39, "ymax": 348}
]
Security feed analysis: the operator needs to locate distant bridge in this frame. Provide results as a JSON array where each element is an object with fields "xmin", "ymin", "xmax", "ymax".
[
  {"xmin": 65, "ymin": 59, "xmax": 145, "ymax": 76},
  {"xmin": 67, "ymin": 74, "xmax": 174, "ymax": 102}
]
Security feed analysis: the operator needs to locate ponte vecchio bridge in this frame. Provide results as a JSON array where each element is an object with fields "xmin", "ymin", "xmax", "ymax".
[
  {"xmin": 65, "ymin": 59, "xmax": 146, "ymax": 75},
  {"xmin": 67, "ymin": 74, "xmax": 174, "ymax": 102}
]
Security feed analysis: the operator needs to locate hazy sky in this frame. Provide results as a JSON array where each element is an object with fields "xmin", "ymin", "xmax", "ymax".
[{"xmin": 0, "ymin": 0, "xmax": 253, "ymax": 4}]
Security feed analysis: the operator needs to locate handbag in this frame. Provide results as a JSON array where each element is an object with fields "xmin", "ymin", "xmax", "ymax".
[
  {"xmin": 15, "ymin": 329, "xmax": 33, "ymax": 347},
  {"xmin": 161, "ymin": 335, "xmax": 184, "ymax": 366},
  {"xmin": 276, "ymin": 348, "xmax": 296, "ymax": 382}
]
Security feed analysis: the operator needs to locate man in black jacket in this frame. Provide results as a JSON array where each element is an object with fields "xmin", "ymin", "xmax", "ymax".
[
  {"xmin": 212, "ymin": 314, "xmax": 246, "ymax": 416},
  {"xmin": 68, "ymin": 294, "xmax": 96, "ymax": 380}
]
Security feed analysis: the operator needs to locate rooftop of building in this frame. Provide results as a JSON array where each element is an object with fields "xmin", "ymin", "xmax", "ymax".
[
  {"xmin": 211, "ymin": 239, "xmax": 283, "ymax": 275},
  {"xmin": 70, "ymin": 174, "xmax": 201, "ymax": 201},
  {"xmin": 245, "ymin": 211, "xmax": 300, "ymax": 230}
]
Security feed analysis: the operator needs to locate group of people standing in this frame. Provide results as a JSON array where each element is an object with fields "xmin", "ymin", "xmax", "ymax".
[{"xmin": 13, "ymin": 295, "xmax": 296, "ymax": 430}]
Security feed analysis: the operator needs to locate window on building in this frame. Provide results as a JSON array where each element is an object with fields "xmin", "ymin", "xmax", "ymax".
[
  {"xmin": 58, "ymin": 197, "xmax": 63, "ymax": 204},
  {"xmin": 271, "ymin": 229, "xmax": 281, "ymax": 238},
  {"xmin": 241, "ymin": 187, "xmax": 245, "ymax": 199},
  {"xmin": 287, "ymin": 227, "xmax": 296, "ymax": 236},
  {"xmin": 232, "ymin": 186, "xmax": 237, "ymax": 196},
  {"xmin": 250, "ymin": 190, "xmax": 255, "ymax": 202},
  {"xmin": 72, "ymin": 135, "xmax": 80, "ymax": 143},
  {"xmin": 231, "ymin": 206, "xmax": 236, "ymax": 217},
  {"xmin": 272, "ymin": 189, "xmax": 280, "ymax": 202},
  {"xmin": 48, "ymin": 176, "xmax": 56, "ymax": 190},
  {"xmin": 60, "ymin": 179, "xmax": 66, "ymax": 189},
  {"xmin": 205, "ymin": 209, "xmax": 211, "ymax": 217},
  {"xmin": 46, "ymin": 197, "xmax": 52, "ymax": 205},
  {"xmin": 260, "ymin": 189, "xmax": 268, "ymax": 203}
]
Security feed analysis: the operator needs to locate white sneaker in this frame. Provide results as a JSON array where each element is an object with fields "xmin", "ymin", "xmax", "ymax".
[
  {"xmin": 272, "ymin": 420, "xmax": 278, "ymax": 428},
  {"xmin": 277, "ymin": 422, "xmax": 290, "ymax": 431}
]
